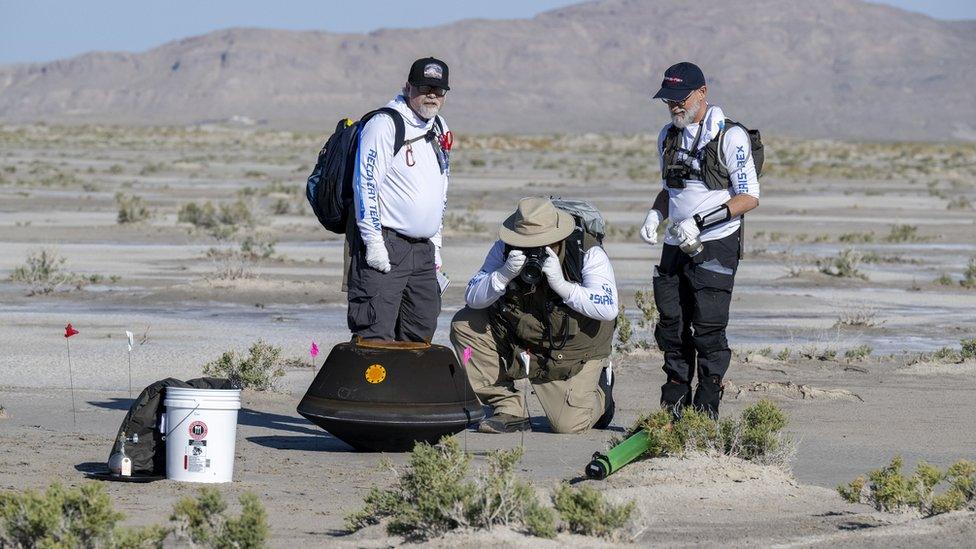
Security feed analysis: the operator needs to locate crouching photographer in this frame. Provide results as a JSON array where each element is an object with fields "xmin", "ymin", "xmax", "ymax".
[{"xmin": 450, "ymin": 197, "xmax": 618, "ymax": 434}]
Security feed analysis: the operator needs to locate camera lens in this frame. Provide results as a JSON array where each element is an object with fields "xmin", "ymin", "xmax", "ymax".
[{"xmin": 519, "ymin": 248, "xmax": 545, "ymax": 285}]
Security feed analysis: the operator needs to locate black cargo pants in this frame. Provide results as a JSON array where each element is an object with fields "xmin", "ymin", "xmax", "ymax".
[
  {"xmin": 347, "ymin": 227, "xmax": 441, "ymax": 342},
  {"xmin": 653, "ymin": 231, "xmax": 739, "ymax": 417}
]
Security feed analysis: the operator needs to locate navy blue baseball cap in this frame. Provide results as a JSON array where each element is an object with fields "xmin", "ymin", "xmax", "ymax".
[{"xmin": 652, "ymin": 62, "xmax": 706, "ymax": 102}]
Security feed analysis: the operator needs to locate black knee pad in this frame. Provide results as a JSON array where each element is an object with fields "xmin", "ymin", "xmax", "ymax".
[
  {"xmin": 693, "ymin": 376, "xmax": 724, "ymax": 419},
  {"xmin": 660, "ymin": 379, "xmax": 692, "ymax": 417}
]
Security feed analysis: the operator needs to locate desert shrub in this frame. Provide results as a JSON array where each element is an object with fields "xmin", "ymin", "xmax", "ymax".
[
  {"xmin": 345, "ymin": 438, "xmax": 554, "ymax": 540},
  {"xmin": 115, "ymin": 192, "xmax": 152, "ymax": 224},
  {"xmin": 630, "ymin": 400, "xmax": 792, "ymax": 466},
  {"xmin": 239, "ymin": 234, "xmax": 276, "ymax": 260},
  {"xmin": 818, "ymin": 248, "xmax": 867, "ymax": 279},
  {"xmin": 934, "ymin": 272, "xmax": 954, "ymax": 286},
  {"xmin": 835, "ymin": 306, "xmax": 877, "ymax": 327},
  {"xmin": 946, "ymin": 196, "xmax": 973, "ymax": 210},
  {"xmin": 961, "ymin": 258, "xmax": 976, "ymax": 289},
  {"xmin": 634, "ymin": 288, "xmax": 658, "ymax": 328},
  {"xmin": 170, "ymin": 488, "xmax": 268, "ymax": 548},
  {"xmin": 552, "ymin": 484, "xmax": 634, "ymax": 539},
  {"xmin": 960, "ymin": 338, "xmax": 976, "ymax": 360},
  {"xmin": 776, "ymin": 348, "xmax": 792, "ymax": 362},
  {"xmin": 217, "ymin": 200, "xmax": 255, "ymax": 227},
  {"xmin": 9, "ymin": 249, "xmax": 70, "ymax": 293},
  {"xmin": 0, "ymin": 482, "xmax": 169, "ymax": 548},
  {"xmin": 178, "ymin": 201, "xmax": 219, "ymax": 228},
  {"xmin": 884, "ymin": 224, "xmax": 923, "ymax": 243},
  {"xmin": 203, "ymin": 340, "xmax": 284, "ymax": 391},
  {"xmin": 838, "ymin": 457, "xmax": 976, "ymax": 516},
  {"xmin": 838, "ymin": 231, "xmax": 874, "ymax": 243},
  {"xmin": 614, "ymin": 304, "xmax": 633, "ymax": 351},
  {"xmin": 269, "ymin": 198, "xmax": 291, "ymax": 215},
  {"xmin": 844, "ymin": 345, "xmax": 873, "ymax": 362}
]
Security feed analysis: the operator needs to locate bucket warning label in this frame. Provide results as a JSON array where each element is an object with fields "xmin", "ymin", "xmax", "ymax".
[
  {"xmin": 185, "ymin": 439, "xmax": 210, "ymax": 473},
  {"xmin": 188, "ymin": 420, "xmax": 208, "ymax": 441}
]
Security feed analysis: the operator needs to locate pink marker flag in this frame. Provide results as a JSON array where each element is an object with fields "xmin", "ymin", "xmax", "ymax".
[
  {"xmin": 310, "ymin": 342, "xmax": 319, "ymax": 358},
  {"xmin": 462, "ymin": 346, "xmax": 473, "ymax": 367}
]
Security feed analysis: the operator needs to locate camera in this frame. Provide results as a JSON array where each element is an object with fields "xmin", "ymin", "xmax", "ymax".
[
  {"xmin": 518, "ymin": 247, "xmax": 547, "ymax": 286},
  {"xmin": 664, "ymin": 161, "xmax": 693, "ymax": 189}
]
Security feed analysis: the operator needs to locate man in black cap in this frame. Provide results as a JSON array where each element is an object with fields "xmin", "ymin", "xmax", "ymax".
[
  {"xmin": 639, "ymin": 62, "xmax": 761, "ymax": 418},
  {"xmin": 347, "ymin": 57, "xmax": 453, "ymax": 341}
]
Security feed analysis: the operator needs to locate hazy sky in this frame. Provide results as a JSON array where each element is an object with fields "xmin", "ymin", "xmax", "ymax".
[{"xmin": 1, "ymin": 0, "xmax": 973, "ymax": 64}]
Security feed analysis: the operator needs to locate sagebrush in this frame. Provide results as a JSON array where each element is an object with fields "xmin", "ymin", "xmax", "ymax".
[
  {"xmin": 838, "ymin": 457, "xmax": 976, "ymax": 515},
  {"xmin": 203, "ymin": 340, "xmax": 284, "ymax": 390}
]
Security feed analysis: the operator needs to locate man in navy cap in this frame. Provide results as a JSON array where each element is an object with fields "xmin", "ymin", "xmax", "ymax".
[
  {"xmin": 638, "ymin": 62, "xmax": 761, "ymax": 418},
  {"xmin": 347, "ymin": 57, "xmax": 453, "ymax": 341}
]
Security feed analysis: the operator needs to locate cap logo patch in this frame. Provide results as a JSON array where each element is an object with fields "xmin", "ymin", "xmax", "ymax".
[
  {"xmin": 424, "ymin": 63, "xmax": 443, "ymax": 79},
  {"xmin": 664, "ymin": 76, "xmax": 683, "ymax": 86}
]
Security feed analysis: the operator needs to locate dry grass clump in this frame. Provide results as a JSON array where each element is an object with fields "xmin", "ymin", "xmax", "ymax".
[
  {"xmin": 910, "ymin": 338, "xmax": 976, "ymax": 364},
  {"xmin": 8, "ymin": 249, "xmax": 117, "ymax": 295},
  {"xmin": 844, "ymin": 344, "xmax": 873, "ymax": 362},
  {"xmin": 202, "ymin": 340, "xmax": 284, "ymax": 391},
  {"xmin": 883, "ymin": 224, "xmax": 925, "ymax": 243},
  {"xmin": 838, "ymin": 457, "xmax": 976, "ymax": 515},
  {"xmin": 818, "ymin": 248, "xmax": 867, "ymax": 280},
  {"xmin": 626, "ymin": 399, "xmax": 793, "ymax": 468},
  {"xmin": 0, "ymin": 482, "xmax": 168, "ymax": 548},
  {"xmin": 834, "ymin": 306, "xmax": 878, "ymax": 328},
  {"xmin": 345, "ymin": 438, "xmax": 633, "ymax": 541},
  {"xmin": 0, "ymin": 483, "xmax": 266, "ymax": 547},
  {"xmin": 115, "ymin": 192, "xmax": 152, "ymax": 224}
]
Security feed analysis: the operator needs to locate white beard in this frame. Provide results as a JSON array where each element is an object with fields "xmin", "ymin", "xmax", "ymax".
[
  {"xmin": 671, "ymin": 101, "xmax": 702, "ymax": 129},
  {"xmin": 417, "ymin": 102, "xmax": 441, "ymax": 120}
]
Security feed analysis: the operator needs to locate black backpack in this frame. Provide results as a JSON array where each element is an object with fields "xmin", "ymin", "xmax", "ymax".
[
  {"xmin": 108, "ymin": 377, "xmax": 235, "ymax": 475},
  {"xmin": 306, "ymin": 108, "xmax": 405, "ymax": 234}
]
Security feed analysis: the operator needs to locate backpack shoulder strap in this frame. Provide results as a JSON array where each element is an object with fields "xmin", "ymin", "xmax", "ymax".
[
  {"xmin": 717, "ymin": 118, "xmax": 748, "ymax": 174},
  {"xmin": 361, "ymin": 107, "xmax": 406, "ymax": 155}
]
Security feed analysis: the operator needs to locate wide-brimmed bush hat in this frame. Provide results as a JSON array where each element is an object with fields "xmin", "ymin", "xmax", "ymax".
[{"xmin": 499, "ymin": 197, "xmax": 575, "ymax": 248}]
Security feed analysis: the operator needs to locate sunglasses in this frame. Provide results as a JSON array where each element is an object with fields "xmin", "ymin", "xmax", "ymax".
[
  {"xmin": 414, "ymin": 85, "xmax": 447, "ymax": 97},
  {"xmin": 661, "ymin": 88, "xmax": 701, "ymax": 107}
]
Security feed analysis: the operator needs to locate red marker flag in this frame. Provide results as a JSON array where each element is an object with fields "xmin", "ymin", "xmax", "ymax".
[
  {"xmin": 64, "ymin": 323, "xmax": 79, "ymax": 338},
  {"xmin": 310, "ymin": 342, "xmax": 319, "ymax": 358}
]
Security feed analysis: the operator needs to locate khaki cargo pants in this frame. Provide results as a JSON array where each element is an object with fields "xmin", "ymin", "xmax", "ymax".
[{"xmin": 450, "ymin": 306, "xmax": 606, "ymax": 434}]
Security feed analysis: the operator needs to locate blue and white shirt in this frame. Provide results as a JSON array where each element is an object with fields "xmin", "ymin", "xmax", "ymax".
[
  {"xmin": 656, "ymin": 105, "xmax": 760, "ymax": 244},
  {"xmin": 465, "ymin": 240, "xmax": 619, "ymax": 322},
  {"xmin": 353, "ymin": 95, "xmax": 449, "ymax": 248}
]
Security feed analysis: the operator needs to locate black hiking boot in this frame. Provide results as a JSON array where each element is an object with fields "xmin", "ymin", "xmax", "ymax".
[
  {"xmin": 660, "ymin": 378, "xmax": 692, "ymax": 419},
  {"xmin": 593, "ymin": 361, "xmax": 615, "ymax": 429},
  {"xmin": 477, "ymin": 413, "xmax": 531, "ymax": 434},
  {"xmin": 693, "ymin": 376, "xmax": 724, "ymax": 419}
]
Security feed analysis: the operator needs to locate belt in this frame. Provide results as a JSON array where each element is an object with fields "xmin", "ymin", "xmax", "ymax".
[{"xmin": 382, "ymin": 227, "xmax": 429, "ymax": 244}]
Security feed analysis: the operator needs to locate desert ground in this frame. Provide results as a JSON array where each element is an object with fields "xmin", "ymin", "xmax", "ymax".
[{"xmin": 1, "ymin": 124, "xmax": 975, "ymax": 546}]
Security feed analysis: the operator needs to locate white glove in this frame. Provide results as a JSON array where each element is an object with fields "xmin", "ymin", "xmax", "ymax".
[
  {"xmin": 434, "ymin": 246, "xmax": 443, "ymax": 272},
  {"xmin": 640, "ymin": 209, "xmax": 664, "ymax": 245},
  {"xmin": 670, "ymin": 218, "xmax": 701, "ymax": 245},
  {"xmin": 496, "ymin": 250, "xmax": 526, "ymax": 283},
  {"xmin": 364, "ymin": 240, "xmax": 391, "ymax": 273},
  {"xmin": 542, "ymin": 247, "xmax": 574, "ymax": 299}
]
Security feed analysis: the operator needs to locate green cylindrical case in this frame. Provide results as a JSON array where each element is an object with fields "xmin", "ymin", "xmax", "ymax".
[{"xmin": 585, "ymin": 430, "xmax": 650, "ymax": 480}]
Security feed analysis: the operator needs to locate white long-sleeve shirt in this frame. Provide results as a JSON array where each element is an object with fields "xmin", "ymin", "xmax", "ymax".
[
  {"xmin": 353, "ymin": 95, "xmax": 449, "ymax": 248},
  {"xmin": 465, "ymin": 240, "xmax": 619, "ymax": 322},
  {"xmin": 656, "ymin": 105, "xmax": 760, "ymax": 244}
]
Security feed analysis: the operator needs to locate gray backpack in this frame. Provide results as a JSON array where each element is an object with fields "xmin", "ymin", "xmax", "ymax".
[{"xmin": 549, "ymin": 197, "xmax": 606, "ymax": 244}]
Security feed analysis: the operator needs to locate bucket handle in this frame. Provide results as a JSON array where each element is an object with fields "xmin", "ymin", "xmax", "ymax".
[{"xmin": 165, "ymin": 402, "xmax": 201, "ymax": 439}]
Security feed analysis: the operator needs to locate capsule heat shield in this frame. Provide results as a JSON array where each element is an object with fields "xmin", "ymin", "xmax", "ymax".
[{"xmin": 297, "ymin": 341, "xmax": 484, "ymax": 451}]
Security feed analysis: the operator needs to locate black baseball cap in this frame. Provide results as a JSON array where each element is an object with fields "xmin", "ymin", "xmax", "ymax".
[
  {"xmin": 652, "ymin": 62, "xmax": 706, "ymax": 102},
  {"xmin": 408, "ymin": 57, "xmax": 450, "ymax": 91}
]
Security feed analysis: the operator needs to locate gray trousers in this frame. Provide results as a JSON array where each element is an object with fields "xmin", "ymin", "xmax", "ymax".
[{"xmin": 347, "ymin": 228, "xmax": 440, "ymax": 342}]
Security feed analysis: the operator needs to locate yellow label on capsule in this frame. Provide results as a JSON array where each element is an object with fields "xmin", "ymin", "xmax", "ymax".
[{"xmin": 365, "ymin": 364, "xmax": 386, "ymax": 384}]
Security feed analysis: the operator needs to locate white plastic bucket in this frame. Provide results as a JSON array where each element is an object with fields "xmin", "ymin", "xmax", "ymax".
[{"xmin": 163, "ymin": 387, "xmax": 241, "ymax": 483}]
